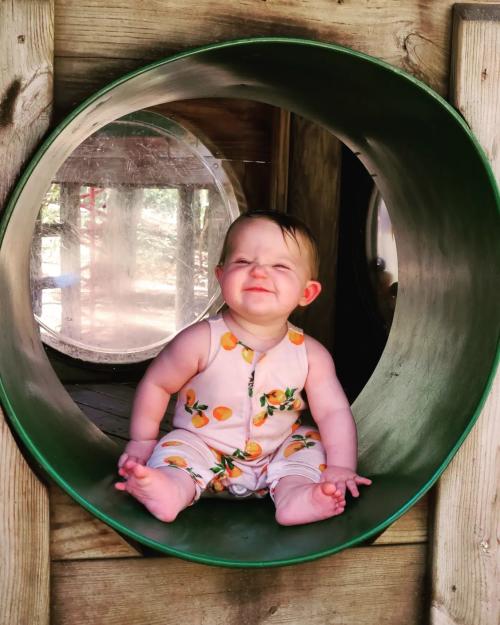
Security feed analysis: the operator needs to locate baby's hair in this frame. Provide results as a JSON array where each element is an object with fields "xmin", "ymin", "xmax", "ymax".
[{"xmin": 218, "ymin": 210, "xmax": 320, "ymax": 279}]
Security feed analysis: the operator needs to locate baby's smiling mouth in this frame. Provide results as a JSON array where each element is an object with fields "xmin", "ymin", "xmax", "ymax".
[{"xmin": 244, "ymin": 286, "xmax": 272, "ymax": 293}]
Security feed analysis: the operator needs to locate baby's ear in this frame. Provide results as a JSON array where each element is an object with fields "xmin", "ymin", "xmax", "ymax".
[
  {"xmin": 299, "ymin": 280, "xmax": 322, "ymax": 307},
  {"xmin": 215, "ymin": 264, "xmax": 223, "ymax": 282}
]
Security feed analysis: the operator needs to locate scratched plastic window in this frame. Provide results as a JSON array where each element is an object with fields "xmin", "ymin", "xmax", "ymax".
[
  {"xmin": 30, "ymin": 112, "xmax": 239, "ymax": 363},
  {"xmin": 366, "ymin": 189, "xmax": 399, "ymax": 330}
]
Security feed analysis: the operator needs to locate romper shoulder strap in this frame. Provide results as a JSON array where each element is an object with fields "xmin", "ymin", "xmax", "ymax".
[
  {"xmin": 287, "ymin": 320, "xmax": 304, "ymax": 335},
  {"xmin": 205, "ymin": 314, "xmax": 227, "ymax": 366}
]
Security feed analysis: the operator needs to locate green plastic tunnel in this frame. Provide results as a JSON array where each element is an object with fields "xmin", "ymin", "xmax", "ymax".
[{"xmin": 0, "ymin": 38, "xmax": 499, "ymax": 567}]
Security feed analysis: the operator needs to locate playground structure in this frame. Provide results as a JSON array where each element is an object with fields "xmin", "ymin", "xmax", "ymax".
[{"xmin": 0, "ymin": 3, "xmax": 494, "ymax": 622}]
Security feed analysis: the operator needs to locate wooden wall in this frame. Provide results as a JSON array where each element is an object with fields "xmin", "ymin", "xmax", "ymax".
[
  {"xmin": 51, "ymin": 0, "xmax": 456, "ymax": 117},
  {"xmin": 0, "ymin": 3, "xmax": 53, "ymax": 624},
  {"xmin": 1, "ymin": 1, "xmax": 498, "ymax": 624},
  {"xmin": 431, "ymin": 7, "xmax": 500, "ymax": 625},
  {"xmin": 49, "ymin": 485, "xmax": 429, "ymax": 625}
]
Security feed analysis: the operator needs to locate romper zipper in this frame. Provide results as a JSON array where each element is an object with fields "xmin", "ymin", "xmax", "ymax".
[{"xmin": 246, "ymin": 359, "xmax": 258, "ymax": 441}]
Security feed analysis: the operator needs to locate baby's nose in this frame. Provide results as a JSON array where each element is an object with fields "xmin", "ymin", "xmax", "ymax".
[{"xmin": 250, "ymin": 262, "xmax": 268, "ymax": 277}]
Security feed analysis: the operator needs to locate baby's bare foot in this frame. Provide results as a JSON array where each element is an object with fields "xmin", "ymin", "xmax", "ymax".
[
  {"xmin": 274, "ymin": 476, "xmax": 346, "ymax": 526},
  {"xmin": 115, "ymin": 461, "xmax": 195, "ymax": 522}
]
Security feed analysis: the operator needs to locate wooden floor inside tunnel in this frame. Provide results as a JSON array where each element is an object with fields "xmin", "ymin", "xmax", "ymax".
[{"xmin": 66, "ymin": 382, "xmax": 172, "ymax": 447}]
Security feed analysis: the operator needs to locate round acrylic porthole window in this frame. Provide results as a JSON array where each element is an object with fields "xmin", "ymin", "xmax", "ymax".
[{"xmin": 30, "ymin": 111, "xmax": 240, "ymax": 364}]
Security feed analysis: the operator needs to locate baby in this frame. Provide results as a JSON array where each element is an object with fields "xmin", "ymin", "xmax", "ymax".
[{"xmin": 116, "ymin": 210, "xmax": 371, "ymax": 525}]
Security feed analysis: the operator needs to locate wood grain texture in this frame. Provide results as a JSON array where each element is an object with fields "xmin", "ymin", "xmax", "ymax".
[
  {"xmin": 374, "ymin": 497, "xmax": 428, "ymax": 546},
  {"xmin": 288, "ymin": 116, "xmax": 342, "ymax": 352},
  {"xmin": 450, "ymin": 4, "xmax": 500, "ymax": 172},
  {"xmin": 431, "ymin": 384, "xmax": 500, "ymax": 625},
  {"xmin": 53, "ymin": 0, "xmax": 455, "ymax": 96},
  {"xmin": 153, "ymin": 99, "xmax": 274, "ymax": 163},
  {"xmin": 431, "ymin": 6, "xmax": 500, "ymax": 625},
  {"xmin": 0, "ymin": 2, "xmax": 54, "ymax": 624},
  {"xmin": 49, "ymin": 484, "xmax": 141, "ymax": 561},
  {"xmin": 0, "ymin": 1, "xmax": 53, "ymax": 205},
  {"xmin": 66, "ymin": 383, "xmax": 174, "ymax": 440},
  {"xmin": 0, "ymin": 412, "xmax": 51, "ymax": 625},
  {"xmin": 270, "ymin": 108, "xmax": 291, "ymax": 213},
  {"xmin": 51, "ymin": 544, "xmax": 426, "ymax": 625}
]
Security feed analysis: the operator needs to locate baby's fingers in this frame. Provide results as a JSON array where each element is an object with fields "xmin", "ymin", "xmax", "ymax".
[
  {"xmin": 355, "ymin": 476, "xmax": 372, "ymax": 486},
  {"xmin": 346, "ymin": 480, "xmax": 360, "ymax": 497},
  {"xmin": 118, "ymin": 452, "xmax": 129, "ymax": 469},
  {"xmin": 124, "ymin": 457, "xmax": 140, "ymax": 469},
  {"xmin": 347, "ymin": 475, "xmax": 372, "ymax": 496}
]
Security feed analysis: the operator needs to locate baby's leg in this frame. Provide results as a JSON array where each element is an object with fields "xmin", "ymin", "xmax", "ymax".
[
  {"xmin": 115, "ymin": 430, "xmax": 215, "ymax": 522},
  {"xmin": 267, "ymin": 426, "xmax": 345, "ymax": 526}
]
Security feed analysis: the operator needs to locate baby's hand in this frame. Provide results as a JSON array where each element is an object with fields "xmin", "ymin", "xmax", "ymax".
[
  {"xmin": 118, "ymin": 439, "xmax": 157, "ymax": 473},
  {"xmin": 320, "ymin": 465, "xmax": 372, "ymax": 498}
]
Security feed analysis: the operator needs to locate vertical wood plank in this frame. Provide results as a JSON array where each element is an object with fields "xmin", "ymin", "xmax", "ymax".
[
  {"xmin": 287, "ymin": 116, "xmax": 342, "ymax": 352},
  {"xmin": 430, "ymin": 5, "xmax": 500, "ymax": 625},
  {"xmin": 270, "ymin": 108, "xmax": 291, "ymax": 213},
  {"xmin": 0, "ymin": 2, "xmax": 53, "ymax": 203},
  {"xmin": 0, "ymin": 2, "xmax": 54, "ymax": 624}
]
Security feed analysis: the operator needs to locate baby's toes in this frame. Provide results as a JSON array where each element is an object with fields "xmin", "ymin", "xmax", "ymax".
[
  {"xmin": 131, "ymin": 463, "xmax": 152, "ymax": 482},
  {"xmin": 320, "ymin": 481, "xmax": 340, "ymax": 497},
  {"xmin": 335, "ymin": 497, "xmax": 346, "ymax": 510},
  {"xmin": 334, "ymin": 490, "xmax": 346, "ymax": 505}
]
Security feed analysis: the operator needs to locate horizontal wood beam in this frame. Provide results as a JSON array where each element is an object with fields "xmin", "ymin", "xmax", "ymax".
[
  {"xmin": 52, "ymin": 543, "xmax": 426, "ymax": 625},
  {"xmin": 54, "ymin": 0, "xmax": 450, "ymax": 97},
  {"xmin": 287, "ymin": 116, "xmax": 342, "ymax": 352}
]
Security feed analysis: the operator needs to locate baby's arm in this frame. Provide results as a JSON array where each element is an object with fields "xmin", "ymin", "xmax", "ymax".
[
  {"xmin": 304, "ymin": 335, "xmax": 371, "ymax": 498},
  {"xmin": 118, "ymin": 321, "xmax": 210, "ymax": 469}
]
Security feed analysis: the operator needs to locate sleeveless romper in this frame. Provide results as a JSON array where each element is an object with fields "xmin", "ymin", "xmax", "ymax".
[{"xmin": 147, "ymin": 315, "xmax": 327, "ymax": 499}]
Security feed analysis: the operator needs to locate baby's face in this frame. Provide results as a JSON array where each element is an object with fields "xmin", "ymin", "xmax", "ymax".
[{"xmin": 215, "ymin": 218, "xmax": 320, "ymax": 324}]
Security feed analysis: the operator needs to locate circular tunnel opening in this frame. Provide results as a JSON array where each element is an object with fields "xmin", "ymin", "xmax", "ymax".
[{"xmin": 0, "ymin": 38, "xmax": 498, "ymax": 567}]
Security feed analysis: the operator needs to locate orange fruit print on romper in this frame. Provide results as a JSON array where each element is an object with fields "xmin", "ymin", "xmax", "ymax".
[
  {"xmin": 213, "ymin": 406, "xmax": 233, "ymax": 421},
  {"xmin": 220, "ymin": 331, "xmax": 254, "ymax": 364},
  {"xmin": 283, "ymin": 431, "xmax": 321, "ymax": 457},
  {"xmin": 183, "ymin": 389, "xmax": 209, "ymax": 427},
  {"xmin": 253, "ymin": 387, "xmax": 300, "ymax": 426},
  {"xmin": 288, "ymin": 329, "xmax": 304, "ymax": 345}
]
